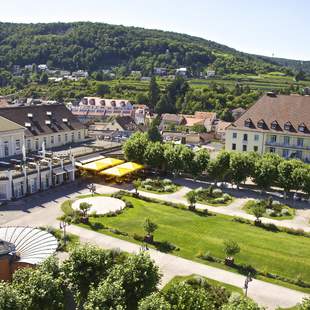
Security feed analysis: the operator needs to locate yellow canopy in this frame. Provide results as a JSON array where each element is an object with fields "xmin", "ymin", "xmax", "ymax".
[
  {"xmin": 100, "ymin": 162, "xmax": 144, "ymax": 177},
  {"xmin": 79, "ymin": 158, "xmax": 124, "ymax": 172}
]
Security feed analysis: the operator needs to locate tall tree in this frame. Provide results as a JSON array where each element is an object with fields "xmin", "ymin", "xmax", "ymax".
[
  {"xmin": 123, "ymin": 132, "xmax": 149, "ymax": 163},
  {"xmin": 148, "ymin": 76, "xmax": 160, "ymax": 110}
]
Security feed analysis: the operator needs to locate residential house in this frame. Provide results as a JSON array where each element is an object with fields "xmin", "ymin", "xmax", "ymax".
[
  {"xmin": 160, "ymin": 114, "xmax": 186, "ymax": 130},
  {"xmin": 214, "ymin": 120, "xmax": 232, "ymax": 141},
  {"xmin": 0, "ymin": 105, "xmax": 87, "ymax": 152},
  {"xmin": 183, "ymin": 112, "xmax": 217, "ymax": 132},
  {"xmin": 154, "ymin": 68, "xmax": 167, "ymax": 76},
  {"xmin": 72, "ymin": 70, "xmax": 89, "ymax": 78},
  {"xmin": 70, "ymin": 97, "xmax": 133, "ymax": 122},
  {"xmin": 225, "ymin": 94, "xmax": 310, "ymax": 162},
  {"xmin": 206, "ymin": 70, "xmax": 216, "ymax": 78},
  {"xmin": 88, "ymin": 116, "xmax": 143, "ymax": 139},
  {"xmin": 176, "ymin": 68, "xmax": 188, "ymax": 77}
]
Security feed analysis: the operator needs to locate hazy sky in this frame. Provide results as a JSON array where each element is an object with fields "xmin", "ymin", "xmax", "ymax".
[{"xmin": 1, "ymin": 0, "xmax": 309, "ymax": 60}]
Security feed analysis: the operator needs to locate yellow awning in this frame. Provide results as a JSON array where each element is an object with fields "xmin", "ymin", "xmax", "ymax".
[
  {"xmin": 79, "ymin": 158, "xmax": 124, "ymax": 172},
  {"xmin": 100, "ymin": 162, "xmax": 144, "ymax": 177}
]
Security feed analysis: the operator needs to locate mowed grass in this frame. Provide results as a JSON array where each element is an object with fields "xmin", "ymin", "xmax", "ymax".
[{"xmin": 83, "ymin": 196, "xmax": 310, "ymax": 285}]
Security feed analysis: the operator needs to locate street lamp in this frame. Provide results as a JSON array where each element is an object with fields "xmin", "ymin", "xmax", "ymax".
[
  {"xmin": 244, "ymin": 272, "xmax": 253, "ymax": 297},
  {"xmin": 59, "ymin": 216, "xmax": 71, "ymax": 247}
]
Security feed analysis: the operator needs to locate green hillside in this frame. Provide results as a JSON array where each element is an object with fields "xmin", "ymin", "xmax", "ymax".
[{"xmin": 0, "ymin": 22, "xmax": 287, "ymax": 76}]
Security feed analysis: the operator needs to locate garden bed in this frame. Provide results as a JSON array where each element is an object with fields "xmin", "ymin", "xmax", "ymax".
[
  {"xmin": 139, "ymin": 178, "xmax": 181, "ymax": 194},
  {"xmin": 186, "ymin": 186, "xmax": 233, "ymax": 206},
  {"xmin": 243, "ymin": 199, "xmax": 295, "ymax": 220},
  {"xmin": 76, "ymin": 195, "xmax": 310, "ymax": 293}
]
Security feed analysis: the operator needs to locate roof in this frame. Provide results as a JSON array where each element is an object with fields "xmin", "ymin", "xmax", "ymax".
[
  {"xmin": 0, "ymin": 226, "xmax": 57, "ymax": 265},
  {"xmin": 0, "ymin": 116, "xmax": 25, "ymax": 132},
  {"xmin": 100, "ymin": 162, "xmax": 144, "ymax": 177},
  {"xmin": 79, "ymin": 157, "xmax": 124, "ymax": 172},
  {"xmin": 162, "ymin": 114, "xmax": 184, "ymax": 124},
  {"xmin": 183, "ymin": 112, "xmax": 216, "ymax": 127},
  {"xmin": 0, "ymin": 104, "xmax": 85, "ymax": 137},
  {"xmin": 115, "ymin": 116, "xmax": 141, "ymax": 131},
  {"xmin": 216, "ymin": 121, "xmax": 232, "ymax": 133},
  {"xmin": 231, "ymin": 94, "xmax": 310, "ymax": 136},
  {"xmin": 80, "ymin": 97, "xmax": 132, "ymax": 108}
]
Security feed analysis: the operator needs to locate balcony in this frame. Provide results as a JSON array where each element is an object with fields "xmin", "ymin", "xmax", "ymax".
[{"xmin": 265, "ymin": 141, "xmax": 310, "ymax": 150}]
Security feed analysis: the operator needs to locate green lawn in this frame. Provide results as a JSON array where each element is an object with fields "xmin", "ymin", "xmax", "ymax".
[
  {"xmin": 163, "ymin": 274, "xmax": 243, "ymax": 295},
  {"xmin": 79, "ymin": 196, "xmax": 310, "ymax": 290}
]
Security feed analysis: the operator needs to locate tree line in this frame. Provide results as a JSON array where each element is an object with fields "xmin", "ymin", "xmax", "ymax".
[
  {"xmin": 0, "ymin": 244, "xmax": 271, "ymax": 310},
  {"xmin": 124, "ymin": 133, "xmax": 310, "ymax": 198}
]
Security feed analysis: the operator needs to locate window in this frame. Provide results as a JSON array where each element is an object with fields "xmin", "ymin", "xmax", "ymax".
[
  {"xmin": 15, "ymin": 139, "xmax": 21, "ymax": 151},
  {"xmin": 232, "ymin": 132, "xmax": 237, "ymax": 139},
  {"xmin": 257, "ymin": 120, "xmax": 265, "ymax": 129},
  {"xmin": 242, "ymin": 145, "xmax": 247, "ymax": 152},
  {"xmin": 4, "ymin": 141, "xmax": 9, "ymax": 157},
  {"xmin": 71, "ymin": 132, "xmax": 74, "ymax": 142},
  {"xmin": 284, "ymin": 122, "xmax": 292, "ymax": 131},
  {"xmin": 296, "ymin": 150, "xmax": 303, "ymax": 159},
  {"xmin": 78, "ymin": 131, "xmax": 81, "ymax": 140},
  {"xmin": 65, "ymin": 134, "xmax": 68, "ymax": 142},
  {"xmin": 283, "ymin": 136, "xmax": 290, "ymax": 145},
  {"xmin": 243, "ymin": 134, "xmax": 248, "ymax": 141},
  {"xmin": 269, "ymin": 147, "xmax": 275, "ymax": 153},
  {"xmin": 43, "ymin": 137, "xmax": 47, "ymax": 145},
  {"xmin": 51, "ymin": 136, "xmax": 54, "ymax": 144},
  {"xmin": 271, "ymin": 121, "xmax": 278, "ymax": 130},
  {"xmin": 35, "ymin": 139, "xmax": 39, "ymax": 150},
  {"xmin": 58, "ymin": 135, "xmax": 61, "ymax": 143},
  {"xmin": 254, "ymin": 134, "xmax": 259, "ymax": 141},
  {"xmin": 298, "ymin": 123, "xmax": 306, "ymax": 132},
  {"xmin": 253, "ymin": 146, "xmax": 258, "ymax": 152},
  {"xmin": 232, "ymin": 143, "xmax": 236, "ymax": 150},
  {"xmin": 282, "ymin": 149, "xmax": 289, "ymax": 158},
  {"xmin": 297, "ymin": 138, "xmax": 304, "ymax": 147},
  {"xmin": 270, "ymin": 135, "xmax": 277, "ymax": 143},
  {"xmin": 244, "ymin": 119, "xmax": 252, "ymax": 128}
]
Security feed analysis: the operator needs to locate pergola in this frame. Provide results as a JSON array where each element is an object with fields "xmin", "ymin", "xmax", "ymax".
[{"xmin": 78, "ymin": 157, "xmax": 124, "ymax": 173}]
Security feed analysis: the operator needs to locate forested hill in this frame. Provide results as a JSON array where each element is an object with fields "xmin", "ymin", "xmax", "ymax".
[{"xmin": 0, "ymin": 22, "xmax": 291, "ymax": 75}]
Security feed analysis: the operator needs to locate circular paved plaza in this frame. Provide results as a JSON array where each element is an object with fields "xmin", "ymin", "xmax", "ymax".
[{"xmin": 72, "ymin": 196, "xmax": 125, "ymax": 215}]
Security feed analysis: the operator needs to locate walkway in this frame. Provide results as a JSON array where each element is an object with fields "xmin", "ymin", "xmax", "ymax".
[
  {"xmin": 136, "ymin": 179, "xmax": 310, "ymax": 232},
  {"xmin": 66, "ymin": 225, "xmax": 308, "ymax": 310},
  {"xmin": 1, "ymin": 181, "xmax": 309, "ymax": 309}
]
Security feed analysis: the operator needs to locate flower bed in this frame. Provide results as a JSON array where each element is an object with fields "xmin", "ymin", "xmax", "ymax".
[
  {"xmin": 187, "ymin": 186, "xmax": 233, "ymax": 206},
  {"xmin": 243, "ymin": 199, "xmax": 295, "ymax": 220},
  {"xmin": 140, "ymin": 178, "xmax": 180, "ymax": 194}
]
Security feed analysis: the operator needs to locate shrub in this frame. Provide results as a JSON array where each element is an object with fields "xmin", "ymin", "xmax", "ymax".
[
  {"xmin": 163, "ymin": 179, "xmax": 172, "ymax": 185},
  {"xmin": 164, "ymin": 185, "xmax": 174, "ymax": 192},
  {"xmin": 212, "ymin": 188, "xmax": 223, "ymax": 198},
  {"xmin": 213, "ymin": 197, "xmax": 226, "ymax": 204},
  {"xmin": 125, "ymin": 201, "xmax": 134, "ymax": 208},
  {"xmin": 133, "ymin": 233, "xmax": 144, "ymax": 242},
  {"xmin": 222, "ymin": 193, "xmax": 231, "ymax": 202}
]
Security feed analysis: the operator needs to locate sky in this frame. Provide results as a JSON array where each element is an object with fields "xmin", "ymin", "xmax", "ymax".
[{"xmin": 0, "ymin": 0, "xmax": 309, "ymax": 60}]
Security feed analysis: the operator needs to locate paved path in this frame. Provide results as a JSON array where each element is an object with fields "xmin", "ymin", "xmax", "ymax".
[
  {"xmin": 1, "ymin": 181, "xmax": 309, "ymax": 309},
  {"xmin": 66, "ymin": 225, "xmax": 307, "ymax": 310},
  {"xmin": 136, "ymin": 179, "xmax": 310, "ymax": 232}
]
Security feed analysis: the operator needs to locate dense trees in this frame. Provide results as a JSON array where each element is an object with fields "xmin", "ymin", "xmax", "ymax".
[
  {"xmin": 0, "ymin": 22, "xmax": 283, "ymax": 76},
  {"xmin": 124, "ymin": 134, "xmax": 310, "ymax": 197}
]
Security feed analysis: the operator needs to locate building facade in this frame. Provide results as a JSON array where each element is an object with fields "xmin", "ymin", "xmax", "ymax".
[
  {"xmin": 0, "ymin": 104, "xmax": 87, "ymax": 153},
  {"xmin": 225, "ymin": 94, "xmax": 310, "ymax": 162}
]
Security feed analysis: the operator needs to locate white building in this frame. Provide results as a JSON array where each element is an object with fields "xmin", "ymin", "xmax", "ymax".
[
  {"xmin": 0, "ymin": 104, "xmax": 87, "ymax": 152},
  {"xmin": 70, "ymin": 97, "xmax": 134, "ymax": 121},
  {"xmin": 0, "ymin": 117, "xmax": 25, "ymax": 158},
  {"xmin": 176, "ymin": 68, "xmax": 187, "ymax": 77}
]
